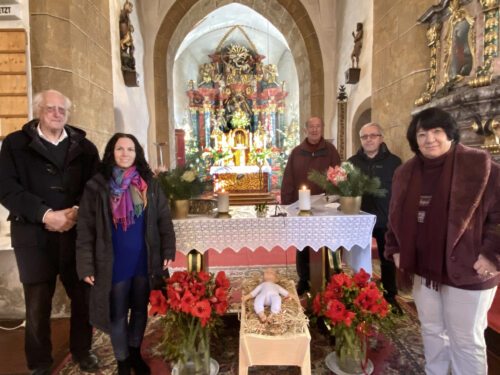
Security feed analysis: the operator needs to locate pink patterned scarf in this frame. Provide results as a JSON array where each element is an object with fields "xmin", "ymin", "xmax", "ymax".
[{"xmin": 109, "ymin": 166, "xmax": 148, "ymax": 231}]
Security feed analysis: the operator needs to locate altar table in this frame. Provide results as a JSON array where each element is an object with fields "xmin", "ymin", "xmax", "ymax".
[{"xmin": 172, "ymin": 196, "xmax": 376, "ymax": 292}]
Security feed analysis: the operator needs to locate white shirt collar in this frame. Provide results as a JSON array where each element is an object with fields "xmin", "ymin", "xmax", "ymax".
[{"xmin": 37, "ymin": 124, "xmax": 68, "ymax": 146}]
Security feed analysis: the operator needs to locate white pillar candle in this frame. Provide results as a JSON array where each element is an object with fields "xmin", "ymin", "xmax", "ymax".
[
  {"xmin": 298, "ymin": 186, "xmax": 311, "ymax": 211},
  {"xmin": 217, "ymin": 189, "xmax": 230, "ymax": 213}
]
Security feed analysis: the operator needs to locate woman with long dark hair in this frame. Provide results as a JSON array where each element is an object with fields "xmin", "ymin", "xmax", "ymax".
[
  {"xmin": 76, "ymin": 133, "xmax": 176, "ymax": 375},
  {"xmin": 385, "ymin": 108, "xmax": 499, "ymax": 374}
]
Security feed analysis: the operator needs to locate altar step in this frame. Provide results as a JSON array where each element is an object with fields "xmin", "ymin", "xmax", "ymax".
[{"xmin": 228, "ymin": 192, "xmax": 276, "ymax": 205}]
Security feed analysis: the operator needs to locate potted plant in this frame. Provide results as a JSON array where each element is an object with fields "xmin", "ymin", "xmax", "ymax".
[
  {"xmin": 308, "ymin": 162, "xmax": 385, "ymax": 214},
  {"xmin": 157, "ymin": 166, "xmax": 206, "ymax": 218},
  {"xmin": 149, "ymin": 270, "xmax": 230, "ymax": 374},
  {"xmin": 312, "ymin": 269, "xmax": 391, "ymax": 373}
]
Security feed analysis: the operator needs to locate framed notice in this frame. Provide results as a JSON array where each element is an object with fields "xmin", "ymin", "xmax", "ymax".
[{"xmin": 0, "ymin": 28, "xmax": 27, "ymax": 139}]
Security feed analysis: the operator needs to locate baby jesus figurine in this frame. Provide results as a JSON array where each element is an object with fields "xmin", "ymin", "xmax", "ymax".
[{"xmin": 242, "ymin": 268, "xmax": 294, "ymax": 323}]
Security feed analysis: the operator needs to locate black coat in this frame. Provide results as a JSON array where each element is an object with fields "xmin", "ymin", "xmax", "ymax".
[
  {"xmin": 348, "ymin": 143, "xmax": 401, "ymax": 228},
  {"xmin": 0, "ymin": 120, "xmax": 99, "ymax": 283},
  {"xmin": 75, "ymin": 173, "xmax": 176, "ymax": 333}
]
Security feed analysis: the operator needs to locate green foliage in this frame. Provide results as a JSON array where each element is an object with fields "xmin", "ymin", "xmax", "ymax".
[
  {"xmin": 254, "ymin": 202, "xmax": 268, "ymax": 213},
  {"xmin": 308, "ymin": 162, "xmax": 386, "ymax": 197},
  {"xmin": 157, "ymin": 166, "xmax": 206, "ymax": 201}
]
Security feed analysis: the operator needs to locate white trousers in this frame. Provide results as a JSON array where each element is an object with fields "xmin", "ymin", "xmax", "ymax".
[{"xmin": 412, "ymin": 276, "xmax": 497, "ymax": 375}]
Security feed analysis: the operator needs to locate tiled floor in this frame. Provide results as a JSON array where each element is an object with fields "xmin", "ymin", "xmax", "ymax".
[{"xmin": 2, "ymin": 254, "xmax": 499, "ymax": 375}]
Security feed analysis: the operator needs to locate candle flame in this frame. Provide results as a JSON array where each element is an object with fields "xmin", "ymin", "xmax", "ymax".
[{"xmin": 301, "ymin": 185, "xmax": 307, "ymax": 190}]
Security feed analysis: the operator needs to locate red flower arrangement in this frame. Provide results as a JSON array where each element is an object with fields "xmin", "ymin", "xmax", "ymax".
[
  {"xmin": 312, "ymin": 269, "xmax": 390, "ymax": 372},
  {"xmin": 149, "ymin": 270, "xmax": 230, "ymax": 365}
]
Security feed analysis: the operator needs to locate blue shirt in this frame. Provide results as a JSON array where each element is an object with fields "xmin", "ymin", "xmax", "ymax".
[{"xmin": 111, "ymin": 213, "xmax": 148, "ymax": 284}]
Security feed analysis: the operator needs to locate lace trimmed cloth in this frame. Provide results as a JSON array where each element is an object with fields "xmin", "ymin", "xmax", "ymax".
[{"xmin": 173, "ymin": 199, "xmax": 376, "ymax": 275}]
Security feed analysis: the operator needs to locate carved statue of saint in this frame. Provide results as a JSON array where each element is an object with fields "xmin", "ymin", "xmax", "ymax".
[
  {"xmin": 198, "ymin": 63, "xmax": 214, "ymax": 88},
  {"xmin": 119, "ymin": 0, "xmax": 136, "ymax": 71},
  {"xmin": 449, "ymin": 18, "xmax": 473, "ymax": 79},
  {"xmin": 262, "ymin": 64, "xmax": 279, "ymax": 88},
  {"xmin": 351, "ymin": 23, "xmax": 363, "ymax": 68}
]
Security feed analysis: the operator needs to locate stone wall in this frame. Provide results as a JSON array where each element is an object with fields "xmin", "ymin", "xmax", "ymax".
[
  {"xmin": 29, "ymin": 0, "xmax": 115, "ymax": 152},
  {"xmin": 372, "ymin": 0, "xmax": 435, "ymax": 161}
]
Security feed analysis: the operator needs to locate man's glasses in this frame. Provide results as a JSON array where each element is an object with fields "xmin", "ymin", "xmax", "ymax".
[
  {"xmin": 360, "ymin": 134, "xmax": 381, "ymax": 141},
  {"xmin": 44, "ymin": 105, "xmax": 67, "ymax": 115}
]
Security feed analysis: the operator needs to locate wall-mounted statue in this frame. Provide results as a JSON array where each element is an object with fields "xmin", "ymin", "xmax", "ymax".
[
  {"xmin": 119, "ymin": 0, "xmax": 138, "ymax": 86},
  {"xmin": 346, "ymin": 23, "xmax": 363, "ymax": 84},
  {"xmin": 351, "ymin": 23, "xmax": 363, "ymax": 68}
]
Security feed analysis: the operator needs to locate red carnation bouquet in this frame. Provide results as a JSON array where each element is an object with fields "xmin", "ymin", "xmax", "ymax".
[
  {"xmin": 312, "ymin": 269, "xmax": 390, "ymax": 372},
  {"xmin": 149, "ymin": 270, "xmax": 230, "ymax": 367}
]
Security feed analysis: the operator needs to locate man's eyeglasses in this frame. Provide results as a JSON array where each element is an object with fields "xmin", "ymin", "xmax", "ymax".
[
  {"xmin": 360, "ymin": 134, "xmax": 381, "ymax": 141},
  {"xmin": 44, "ymin": 106, "xmax": 67, "ymax": 115}
]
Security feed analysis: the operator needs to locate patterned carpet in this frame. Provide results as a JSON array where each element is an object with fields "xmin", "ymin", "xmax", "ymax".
[{"xmin": 55, "ymin": 266, "xmax": 425, "ymax": 374}]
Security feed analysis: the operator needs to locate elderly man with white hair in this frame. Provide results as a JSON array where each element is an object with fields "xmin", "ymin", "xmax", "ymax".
[{"xmin": 0, "ymin": 90, "xmax": 100, "ymax": 374}]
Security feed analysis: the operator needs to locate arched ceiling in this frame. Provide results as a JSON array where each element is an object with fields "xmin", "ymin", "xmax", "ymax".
[{"xmin": 175, "ymin": 3, "xmax": 290, "ymax": 64}]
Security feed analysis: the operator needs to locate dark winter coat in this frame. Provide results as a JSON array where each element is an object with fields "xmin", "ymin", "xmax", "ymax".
[
  {"xmin": 0, "ymin": 120, "xmax": 99, "ymax": 283},
  {"xmin": 385, "ymin": 143, "xmax": 500, "ymax": 288},
  {"xmin": 280, "ymin": 138, "xmax": 341, "ymax": 204},
  {"xmin": 348, "ymin": 143, "xmax": 401, "ymax": 228},
  {"xmin": 75, "ymin": 173, "xmax": 176, "ymax": 333}
]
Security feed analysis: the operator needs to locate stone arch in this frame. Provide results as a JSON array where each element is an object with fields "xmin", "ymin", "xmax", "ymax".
[
  {"xmin": 153, "ymin": 0, "xmax": 324, "ymax": 165},
  {"xmin": 350, "ymin": 97, "xmax": 372, "ymax": 155}
]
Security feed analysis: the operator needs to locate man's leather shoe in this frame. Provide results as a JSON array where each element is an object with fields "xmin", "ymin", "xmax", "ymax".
[
  {"xmin": 73, "ymin": 352, "xmax": 99, "ymax": 372},
  {"xmin": 30, "ymin": 368, "xmax": 50, "ymax": 375}
]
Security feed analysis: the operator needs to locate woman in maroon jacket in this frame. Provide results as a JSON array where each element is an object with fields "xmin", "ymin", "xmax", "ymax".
[{"xmin": 385, "ymin": 108, "xmax": 499, "ymax": 375}]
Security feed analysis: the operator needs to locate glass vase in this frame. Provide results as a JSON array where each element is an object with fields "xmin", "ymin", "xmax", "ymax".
[
  {"xmin": 256, "ymin": 209, "xmax": 267, "ymax": 218},
  {"xmin": 176, "ymin": 328, "xmax": 210, "ymax": 375},
  {"xmin": 335, "ymin": 330, "xmax": 367, "ymax": 374}
]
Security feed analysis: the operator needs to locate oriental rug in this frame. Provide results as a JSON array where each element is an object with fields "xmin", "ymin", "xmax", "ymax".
[{"xmin": 54, "ymin": 266, "xmax": 425, "ymax": 374}]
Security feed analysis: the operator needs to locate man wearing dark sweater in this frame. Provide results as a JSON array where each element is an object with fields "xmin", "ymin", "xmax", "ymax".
[
  {"xmin": 281, "ymin": 117, "xmax": 341, "ymax": 295},
  {"xmin": 348, "ymin": 122, "xmax": 402, "ymax": 313},
  {"xmin": 0, "ymin": 90, "xmax": 100, "ymax": 374}
]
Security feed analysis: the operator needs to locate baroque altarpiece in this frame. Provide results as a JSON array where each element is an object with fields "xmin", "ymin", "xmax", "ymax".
[{"xmin": 183, "ymin": 32, "xmax": 291, "ymax": 195}]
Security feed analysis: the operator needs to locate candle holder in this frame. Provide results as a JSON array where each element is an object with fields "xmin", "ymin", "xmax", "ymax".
[
  {"xmin": 298, "ymin": 209, "xmax": 312, "ymax": 216},
  {"xmin": 215, "ymin": 211, "xmax": 231, "ymax": 219}
]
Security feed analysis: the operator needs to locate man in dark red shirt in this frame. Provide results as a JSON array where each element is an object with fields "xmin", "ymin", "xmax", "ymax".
[{"xmin": 281, "ymin": 116, "xmax": 341, "ymax": 295}]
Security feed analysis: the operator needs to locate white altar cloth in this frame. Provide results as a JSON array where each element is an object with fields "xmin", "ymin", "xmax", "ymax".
[{"xmin": 172, "ymin": 196, "xmax": 376, "ymax": 275}]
